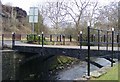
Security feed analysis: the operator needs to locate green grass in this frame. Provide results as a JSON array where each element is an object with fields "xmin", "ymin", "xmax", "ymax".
[
  {"xmin": 49, "ymin": 56, "xmax": 78, "ymax": 70},
  {"xmin": 91, "ymin": 63, "xmax": 119, "ymax": 81}
]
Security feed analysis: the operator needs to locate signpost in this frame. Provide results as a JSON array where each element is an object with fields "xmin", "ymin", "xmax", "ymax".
[{"xmin": 29, "ymin": 7, "xmax": 38, "ymax": 34}]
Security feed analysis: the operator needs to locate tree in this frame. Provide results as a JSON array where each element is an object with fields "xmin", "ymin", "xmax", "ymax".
[
  {"xmin": 38, "ymin": 1, "xmax": 68, "ymax": 34},
  {"xmin": 62, "ymin": 0, "xmax": 98, "ymax": 34},
  {"xmin": 34, "ymin": 14, "xmax": 49, "ymax": 34},
  {"xmin": 96, "ymin": 2, "xmax": 118, "ymax": 30}
]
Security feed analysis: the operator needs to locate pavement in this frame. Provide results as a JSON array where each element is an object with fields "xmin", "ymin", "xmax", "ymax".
[{"xmin": 0, "ymin": 40, "xmax": 120, "ymax": 51}]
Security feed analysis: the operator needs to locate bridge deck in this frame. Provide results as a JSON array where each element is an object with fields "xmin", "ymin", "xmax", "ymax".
[
  {"xmin": 15, "ymin": 44, "xmax": 120, "ymax": 51},
  {"xmin": 13, "ymin": 44, "xmax": 120, "ymax": 60}
]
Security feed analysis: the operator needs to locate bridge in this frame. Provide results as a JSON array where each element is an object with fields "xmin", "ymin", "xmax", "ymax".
[{"xmin": 1, "ymin": 26, "xmax": 120, "ymax": 76}]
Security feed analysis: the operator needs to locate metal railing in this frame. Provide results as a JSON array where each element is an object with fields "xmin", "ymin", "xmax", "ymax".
[{"xmin": 1, "ymin": 26, "xmax": 119, "ymax": 76}]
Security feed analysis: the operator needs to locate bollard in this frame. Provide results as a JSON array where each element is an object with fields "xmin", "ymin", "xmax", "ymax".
[
  {"xmin": 12, "ymin": 32, "xmax": 15, "ymax": 49},
  {"xmin": 2, "ymin": 34, "xmax": 4, "ymax": 50},
  {"xmin": 87, "ymin": 26, "xmax": 90, "ymax": 76}
]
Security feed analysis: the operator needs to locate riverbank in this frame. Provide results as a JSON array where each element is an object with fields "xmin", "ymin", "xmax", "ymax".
[
  {"xmin": 91, "ymin": 62, "xmax": 119, "ymax": 81},
  {"xmin": 75, "ymin": 61, "xmax": 118, "ymax": 81}
]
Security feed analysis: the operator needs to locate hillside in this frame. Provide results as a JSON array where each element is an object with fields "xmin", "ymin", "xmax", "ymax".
[{"xmin": 1, "ymin": 4, "xmax": 31, "ymax": 34}]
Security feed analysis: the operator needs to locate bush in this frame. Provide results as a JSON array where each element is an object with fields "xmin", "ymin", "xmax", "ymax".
[
  {"xmin": 27, "ymin": 34, "xmax": 47, "ymax": 45},
  {"xmin": 81, "ymin": 42, "xmax": 95, "ymax": 46}
]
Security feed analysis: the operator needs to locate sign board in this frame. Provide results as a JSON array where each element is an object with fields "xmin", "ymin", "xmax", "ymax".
[{"xmin": 29, "ymin": 7, "xmax": 38, "ymax": 23}]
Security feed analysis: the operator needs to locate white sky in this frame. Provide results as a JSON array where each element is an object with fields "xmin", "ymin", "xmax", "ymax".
[{"xmin": 1, "ymin": 0, "xmax": 119, "ymax": 14}]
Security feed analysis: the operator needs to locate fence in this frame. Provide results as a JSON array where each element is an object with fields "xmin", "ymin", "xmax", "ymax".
[{"xmin": 1, "ymin": 26, "xmax": 119, "ymax": 76}]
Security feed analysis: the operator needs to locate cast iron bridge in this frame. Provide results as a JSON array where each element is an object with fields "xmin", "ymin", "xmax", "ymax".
[{"xmin": 1, "ymin": 26, "xmax": 120, "ymax": 76}]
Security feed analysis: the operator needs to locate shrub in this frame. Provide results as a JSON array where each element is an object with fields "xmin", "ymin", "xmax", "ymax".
[{"xmin": 27, "ymin": 34, "xmax": 47, "ymax": 45}]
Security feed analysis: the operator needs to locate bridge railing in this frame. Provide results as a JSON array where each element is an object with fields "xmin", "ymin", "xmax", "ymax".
[
  {"xmin": 86, "ymin": 26, "xmax": 119, "ymax": 76},
  {"xmin": 1, "ymin": 27, "xmax": 120, "ymax": 50},
  {"xmin": 88, "ymin": 27, "xmax": 120, "ymax": 50},
  {"xmin": 24, "ymin": 33, "xmax": 84, "ymax": 46}
]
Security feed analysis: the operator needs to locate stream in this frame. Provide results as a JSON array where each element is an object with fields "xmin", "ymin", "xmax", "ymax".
[{"xmin": 2, "ymin": 50, "xmax": 117, "ymax": 80}]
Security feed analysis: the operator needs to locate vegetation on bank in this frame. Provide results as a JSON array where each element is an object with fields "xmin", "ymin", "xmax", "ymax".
[
  {"xmin": 91, "ymin": 62, "xmax": 119, "ymax": 81},
  {"xmin": 48, "ymin": 56, "xmax": 79, "ymax": 71}
]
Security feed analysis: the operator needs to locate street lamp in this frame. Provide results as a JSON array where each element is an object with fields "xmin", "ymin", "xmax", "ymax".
[
  {"xmin": 112, "ymin": 28, "xmax": 114, "ymax": 31},
  {"xmin": 87, "ymin": 22, "xmax": 90, "ymax": 27},
  {"xmin": 80, "ymin": 31, "xmax": 82, "ymax": 34}
]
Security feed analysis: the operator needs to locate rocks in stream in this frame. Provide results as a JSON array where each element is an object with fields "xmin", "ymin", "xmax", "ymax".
[
  {"xmin": 90, "ymin": 66, "xmax": 111, "ymax": 78},
  {"xmin": 75, "ymin": 65, "xmax": 112, "ymax": 80}
]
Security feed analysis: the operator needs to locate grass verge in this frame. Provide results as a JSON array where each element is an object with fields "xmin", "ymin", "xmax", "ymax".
[{"xmin": 91, "ymin": 62, "xmax": 119, "ymax": 81}]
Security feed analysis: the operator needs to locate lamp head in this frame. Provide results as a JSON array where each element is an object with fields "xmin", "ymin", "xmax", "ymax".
[
  {"xmin": 112, "ymin": 28, "xmax": 114, "ymax": 31},
  {"xmin": 80, "ymin": 31, "xmax": 82, "ymax": 34}
]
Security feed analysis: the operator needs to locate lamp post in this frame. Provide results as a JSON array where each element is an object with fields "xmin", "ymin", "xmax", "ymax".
[
  {"xmin": 12, "ymin": 32, "xmax": 15, "ymax": 49},
  {"xmin": 87, "ymin": 22, "xmax": 90, "ymax": 76},
  {"xmin": 42, "ymin": 32, "xmax": 44, "ymax": 47},
  {"xmin": 111, "ymin": 28, "xmax": 114, "ymax": 67},
  {"xmin": 80, "ymin": 31, "xmax": 82, "ymax": 49}
]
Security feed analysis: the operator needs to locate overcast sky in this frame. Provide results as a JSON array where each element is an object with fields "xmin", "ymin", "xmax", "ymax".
[{"xmin": 1, "ymin": 0, "xmax": 119, "ymax": 14}]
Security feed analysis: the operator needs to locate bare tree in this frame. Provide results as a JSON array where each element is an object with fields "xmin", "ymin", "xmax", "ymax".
[
  {"xmin": 95, "ymin": 2, "xmax": 118, "ymax": 30},
  {"xmin": 64, "ymin": 0, "xmax": 90, "ymax": 32},
  {"xmin": 38, "ymin": 1, "xmax": 68, "ymax": 33},
  {"xmin": 62, "ymin": 0, "xmax": 99, "ymax": 34}
]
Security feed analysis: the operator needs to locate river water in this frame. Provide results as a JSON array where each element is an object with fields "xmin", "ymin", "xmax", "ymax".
[{"xmin": 2, "ymin": 50, "xmax": 116, "ymax": 80}]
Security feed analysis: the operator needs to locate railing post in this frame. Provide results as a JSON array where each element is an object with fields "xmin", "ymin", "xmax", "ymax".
[
  {"xmin": 80, "ymin": 31, "xmax": 82, "ymax": 49},
  {"xmin": 93, "ymin": 34, "xmax": 95, "ymax": 42},
  {"xmin": 34, "ymin": 34, "xmax": 36, "ymax": 41},
  {"xmin": 57, "ymin": 36, "xmax": 58, "ymax": 42},
  {"xmin": 19, "ymin": 34, "xmax": 21, "ymax": 41},
  {"xmin": 38, "ymin": 35, "xmax": 40, "ymax": 44},
  {"xmin": 63, "ymin": 35, "xmax": 65, "ymax": 45},
  {"xmin": 87, "ymin": 26, "xmax": 90, "ymax": 76},
  {"xmin": 100, "ymin": 36, "xmax": 102, "ymax": 42},
  {"xmin": 117, "ymin": 33, "xmax": 119, "ymax": 51},
  {"xmin": 91, "ymin": 34, "xmax": 93, "ymax": 42},
  {"xmin": 60, "ymin": 35, "xmax": 61, "ymax": 42},
  {"xmin": 78, "ymin": 34, "xmax": 79, "ymax": 41},
  {"xmin": 104, "ymin": 35, "xmax": 106, "ymax": 42},
  {"xmin": 106, "ymin": 31, "xmax": 108, "ymax": 50},
  {"xmin": 12, "ymin": 32, "xmax": 15, "ymax": 49},
  {"xmin": 27, "ymin": 34, "xmax": 29, "ymax": 41},
  {"xmin": 111, "ymin": 28, "xmax": 114, "ymax": 67},
  {"xmin": 70, "ymin": 35, "xmax": 72, "ymax": 42},
  {"xmin": 98, "ymin": 30, "xmax": 100, "ymax": 51},
  {"xmin": 42, "ymin": 32, "xmax": 44, "ymax": 47},
  {"xmin": 50, "ymin": 35, "xmax": 52, "ymax": 41},
  {"xmin": 2, "ymin": 34, "xmax": 4, "ymax": 50}
]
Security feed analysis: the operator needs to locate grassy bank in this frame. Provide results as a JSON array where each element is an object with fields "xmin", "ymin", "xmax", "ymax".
[
  {"xmin": 49, "ymin": 56, "xmax": 79, "ymax": 71},
  {"xmin": 91, "ymin": 62, "xmax": 119, "ymax": 81}
]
